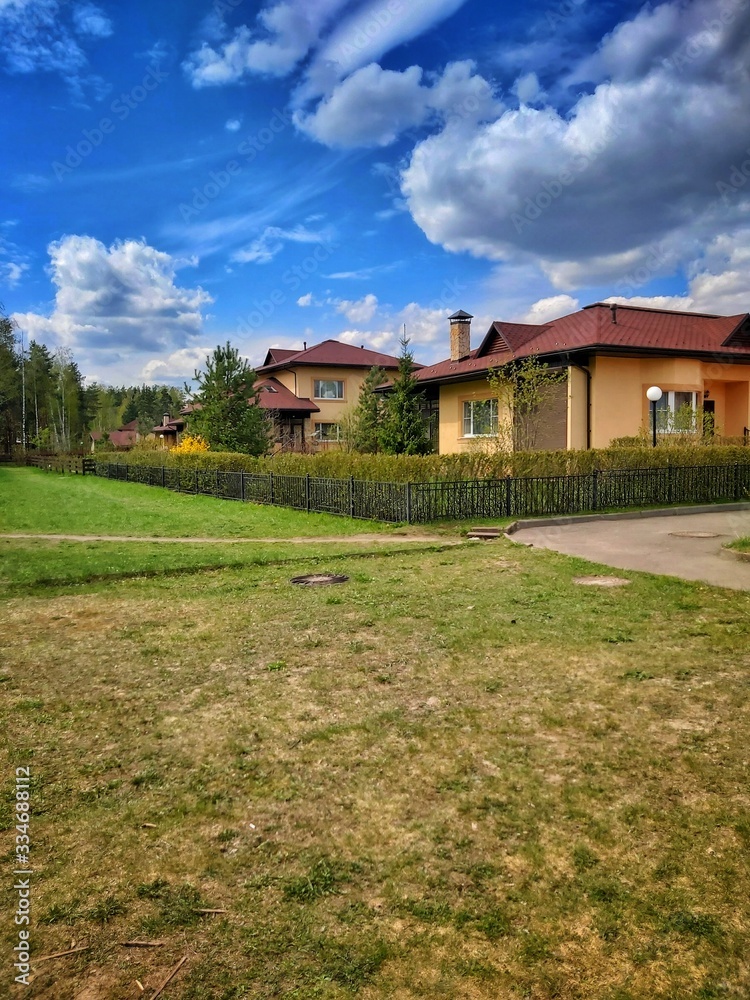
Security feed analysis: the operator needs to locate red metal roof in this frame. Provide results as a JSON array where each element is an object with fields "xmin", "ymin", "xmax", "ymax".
[
  {"xmin": 256, "ymin": 377, "xmax": 319, "ymax": 413},
  {"xmin": 413, "ymin": 303, "xmax": 750, "ymax": 386},
  {"xmin": 90, "ymin": 429, "xmax": 139, "ymax": 447},
  {"xmin": 258, "ymin": 339, "xmax": 407, "ymax": 374},
  {"xmin": 262, "ymin": 347, "xmax": 298, "ymax": 366}
]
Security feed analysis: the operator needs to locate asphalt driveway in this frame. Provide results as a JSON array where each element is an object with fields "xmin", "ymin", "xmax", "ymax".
[{"xmin": 510, "ymin": 509, "xmax": 750, "ymax": 590}]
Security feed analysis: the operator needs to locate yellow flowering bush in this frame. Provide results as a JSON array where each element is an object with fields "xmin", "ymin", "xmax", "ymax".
[{"xmin": 172, "ymin": 433, "xmax": 210, "ymax": 454}]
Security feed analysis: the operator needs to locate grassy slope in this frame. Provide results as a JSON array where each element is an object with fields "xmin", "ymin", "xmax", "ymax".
[
  {"xmin": 728, "ymin": 536, "xmax": 750, "ymax": 551},
  {"xmin": 1, "ymin": 529, "xmax": 749, "ymax": 998},
  {"xmin": 0, "ymin": 467, "xmax": 392, "ymax": 538}
]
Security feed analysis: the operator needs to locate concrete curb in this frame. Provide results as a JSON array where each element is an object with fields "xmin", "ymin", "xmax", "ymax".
[
  {"xmin": 505, "ymin": 502, "xmax": 750, "ymax": 535},
  {"xmin": 721, "ymin": 544, "xmax": 750, "ymax": 562}
]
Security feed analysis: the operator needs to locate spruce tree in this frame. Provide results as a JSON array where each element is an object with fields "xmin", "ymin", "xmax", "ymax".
[
  {"xmin": 188, "ymin": 342, "xmax": 269, "ymax": 454},
  {"xmin": 352, "ymin": 366, "xmax": 386, "ymax": 452},
  {"xmin": 379, "ymin": 335, "xmax": 430, "ymax": 455}
]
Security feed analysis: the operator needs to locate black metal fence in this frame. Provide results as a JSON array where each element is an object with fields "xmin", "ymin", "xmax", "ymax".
[{"xmin": 92, "ymin": 461, "xmax": 750, "ymax": 524}]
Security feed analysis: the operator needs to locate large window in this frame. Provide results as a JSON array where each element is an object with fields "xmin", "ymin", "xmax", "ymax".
[
  {"xmin": 313, "ymin": 379, "xmax": 344, "ymax": 400},
  {"xmin": 313, "ymin": 422, "xmax": 341, "ymax": 442},
  {"xmin": 463, "ymin": 398, "xmax": 498, "ymax": 437},
  {"xmin": 651, "ymin": 391, "xmax": 698, "ymax": 433}
]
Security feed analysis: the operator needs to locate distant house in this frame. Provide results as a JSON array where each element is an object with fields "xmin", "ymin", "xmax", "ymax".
[
  {"xmin": 406, "ymin": 304, "xmax": 750, "ymax": 454},
  {"xmin": 89, "ymin": 418, "xmax": 140, "ymax": 452},
  {"xmin": 255, "ymin": 340, "xmax": 408, "ymax": 450},
  {"xmin": 150, "ymin": 413, "xmax": 186, "ymax": 449}
]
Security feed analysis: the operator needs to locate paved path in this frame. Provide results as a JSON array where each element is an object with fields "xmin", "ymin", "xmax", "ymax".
[
  {"xmin": 0, "ymin": 531, "xmax": 451, "ymax": 545},
  {"xmin": 511, "ymin": 510, "xmax": 750, "ymax": 591}
]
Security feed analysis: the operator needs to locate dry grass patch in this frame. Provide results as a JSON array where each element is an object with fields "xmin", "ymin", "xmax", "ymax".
[{"xmin": 1, "ymin": 540, "xmax": 749, "ymax": 998}]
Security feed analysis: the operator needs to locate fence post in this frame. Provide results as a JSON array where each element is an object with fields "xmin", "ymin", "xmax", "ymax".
[
  {"xmin": 305, "ymin": 473, "xmax": 311, "ymax": 513},
  {"xmin": 216, "ymin": 468, "xmax": 220, "ymax": 498},
  {"xmin": 240, "ymin": 472, "xmax": 245, "ymax": 503},
  {"xmin": 505, "ymin": 475, "xmax": 512, "ymax": 518},
  {"xmin": 667, "ymin": 462, "xmax": 673, "ymax": 505},
  {"xmin": 734, "ymin": 463, "xmax": 741, "ymax": 501},
  {"xmin": 194, "ymin": 468, "xmax": 199, "ymax": 494},
  {"xmin": 270, "ymin": 472, "xmax": 275, "ymax": 505},
  {"xmin": 349, "ymin": 476, "xmax": 355, "ymax": 518},
  {"xmin": 592, "ymin": 469, "xmax": 599, "ymax": 511},
  {"xmin": 125, "ymin": 465, "xmax": 129, "ymax": 483},
  {"xmin": 406, "ymin": 482, "xmax": 412, "ymax": 524},
  {"xmin": 161, "ymin": 466, "xmax": 166, "ymax": 489}
]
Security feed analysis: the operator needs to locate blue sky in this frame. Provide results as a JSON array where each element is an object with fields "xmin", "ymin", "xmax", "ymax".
[{"xmin": 3, "ymin": 0, "xmax": 750, "ymax": 385}]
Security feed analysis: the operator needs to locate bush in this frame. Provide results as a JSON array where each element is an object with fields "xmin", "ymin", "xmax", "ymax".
[{"xmin": 95, "ymin": 442, "xmax": 750, "ymax": 483}]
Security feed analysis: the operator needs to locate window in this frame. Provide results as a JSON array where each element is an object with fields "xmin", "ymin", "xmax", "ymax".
[
  {"xmin": 463, "ymin": 398, "xmax": 498, "ymax": 437},
  {"xmin": 313, "ymin": 379, "xmax": 344, "ymax": 400},
  {"xmin": 313, "ymin": 422, "xmax": 341, "ymax": 442},
  {"xmin": 651, "ymin": 391, "xmax": 698, "ymax": 433}
]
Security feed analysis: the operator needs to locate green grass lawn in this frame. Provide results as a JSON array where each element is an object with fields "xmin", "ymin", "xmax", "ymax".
[
  {"xmin": 0, "ymin": 467, "xmax": 393, "ymax": 538},
  {"xmin": 1, "ymin": 472, "xmax": 750, "ymax": 999}
]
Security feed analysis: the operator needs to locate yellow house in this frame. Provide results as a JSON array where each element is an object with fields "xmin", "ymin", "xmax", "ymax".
[
  {"xmin": 256, "ymin": 340, "xmax": 405, "ymax": 450},
  {"xmin": 415, "ymin": 305, "xmax": 750, "ymax": 453}
]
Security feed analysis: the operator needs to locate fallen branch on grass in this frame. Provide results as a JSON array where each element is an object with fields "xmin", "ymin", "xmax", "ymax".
[
  {"xmin": 150, "ymin": 955, "xmax": 188, "ymax": 999},
  {"xmin": 35, "ymin": 945, "xmax": 90, "ymax": 963}
]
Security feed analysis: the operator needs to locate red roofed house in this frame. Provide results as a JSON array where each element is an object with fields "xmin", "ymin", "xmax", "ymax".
[
  {"xmin": 89, "ymin": 418, "xmax": 141, "ymax": 452},
  {"xmin": 150, "ymin": 413, "xmax": 186, "ymax": 448},
  {"xmin": 256, "ymin": 340, "xmax": 406, "ymax": 450},
  {"xmin": 411, "ymin": 305, "xmax": 750, "ymax": 453}
]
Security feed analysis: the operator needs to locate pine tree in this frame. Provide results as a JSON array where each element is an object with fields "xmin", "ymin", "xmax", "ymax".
[
  {"xmin": 187, "ymin": 342, "xmax": 269, "ymax": 454},
  {"xmin": 0, "ymin": 311, "xmax": 20, "ymax": 453},
  {"xmin": 351, "ymin": 366, "xmax": 387, "ymax": 453},
  {"xmin": 379, "ymin": 335, "xmax": 430, "ymax": 455}
]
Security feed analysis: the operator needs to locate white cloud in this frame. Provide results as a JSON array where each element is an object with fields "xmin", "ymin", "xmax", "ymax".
[
  {"xmin": 0, "ymin": 0, "xmax": 111, "ymax": 102},
  {"xmin": 11, "ymin": 236, "xmax": 212, "ymax": 365},
  {"xmin": 71, "ymin": 3, "xmax": 112, "ymax": 38},
  {"xmin": 295, "ymin": 59, "xmax": 500, "ymax": 148},
  {"xmin": 335, "ymin": 293, "xmax": 378, "ymax": 324},
  {"xmin": 522, "ymin": 294, "xmax": 579, "ymax": 324},
  {"xmin": 513, "ymin": 71, "xmax": 544, "ymax": 105},
  {"xmin": 231, "ymin": 224, "xmax": 333, "ymax": 265},
  {"xmin": 141, "ymin": 347, "xmax": 212, "ymax": 384},
  {"xmin": 297, "ymin": 292, "xmax": 313, "ymax": 306},
  {"xmin": 225, "ymin": 117, "xmax": 241, "ymax": 131},
  {"xmin": 183, "ymin": 0, "xmax": 351, "ymax": 87},
  {"xmin": 401, "ymin": 0, "xmax": 750, "ymax": 287},
  {"xmin": 0, "ymin": 261, "xmax": 28, "ymax": 287}
]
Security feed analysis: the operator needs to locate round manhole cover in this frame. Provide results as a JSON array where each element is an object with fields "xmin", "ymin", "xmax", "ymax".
[
  {"xmin": 669, "ymin": 531, "xmax": 722, "ymax": 538},
  {"xmin": 573, "ymin": 576, "xmax": 631, "ymax": 587},
  {"xmin": 290, "ymin": 573, "xmax": 349, "ymax": 586}
]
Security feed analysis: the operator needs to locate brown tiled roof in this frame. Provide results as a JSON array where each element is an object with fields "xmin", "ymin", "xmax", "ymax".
[
  {"xmin": 262, "ymin": 347, "xmax": 298, "ymax": 365},
  {"xmin": 257, "ymin": 339, "xmax": 408, "ymax": 374},
  {"xmin": 256, "ymin": 377, "xmax": 319, "ymax": 413},
  {"xmin": 90, "ymin": 429, "xmax": 139, "ymax": 447},
  {"xmin": 120, "ymin": 419, "xmax": 139, "ymax": 431},
  {"xmin": 412, "ymin": 303, "xmax": 750, "ymax": 386}
]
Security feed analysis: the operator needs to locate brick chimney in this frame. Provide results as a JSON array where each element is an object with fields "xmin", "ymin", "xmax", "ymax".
[{"xmin": 449, "ymin": 310, "xmax": 473, "ymax": 361}]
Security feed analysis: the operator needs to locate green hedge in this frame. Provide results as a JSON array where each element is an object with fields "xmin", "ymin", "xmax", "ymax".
[{"xmin": 96, "ymin": 443, "xmax": 750, "ymax": 483}]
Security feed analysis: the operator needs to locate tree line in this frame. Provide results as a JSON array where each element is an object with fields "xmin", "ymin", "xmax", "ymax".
[{"xmin": 0, "ymin": 310, "xmax": 183, "ymax": 454}]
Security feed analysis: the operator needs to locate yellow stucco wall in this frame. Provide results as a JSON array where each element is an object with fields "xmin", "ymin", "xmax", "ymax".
[
  {"xmin": 437, "ymin": 380, "xmax": 511, "ymax": 455},
  {"xmin": 567, "ymin": 366, "xmax": 588, "ymax": 450},
  {"xmin": 272, "ymin": 365, "xmax": 390, "ymax": 442},
  {"xmin": 589, "ymin": 355, "xmax": 750, "ymax": 447}
]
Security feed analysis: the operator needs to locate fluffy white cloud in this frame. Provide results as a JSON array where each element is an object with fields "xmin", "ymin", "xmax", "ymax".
[
  {"xmin": 522, "ymin": 294, "xmax": 580, "ymax": 324},
  {"xmin": 297, "ymin": 292, "xmax": 313, "ymax": 307},
  {"xmin": 12, "ymin": 236, "xmax": 212, "ymax": 365},
  {"xmin": 336, "ymin": 293, "xmax": 378, "ymax": 324},
  {"xmin": 183, "ymin": 0, "xmax": 351, "ymax": 86},
  {"xmin": 401, "ymin": 0, "xmax": 750, "ymax": 288},
  {"xmin": 231, "ymin": 224, "xmax": 333, "ymax": 265},
  {"xmin": 224, "ymin": 117, "xmax": 241, "ymax": 132},
  {"xmin": 608, "ymin": 228, "xmax": 750, "ymax": 317},
  {"xmin": 71, "ymin": 3, "xmax": 112, "ymax": 38},
  {"xmin": 296, "ymin": 60, "xmax": 500, "ymax": 148},
  {"xmin": 141, "ymin": 347, "xmax": 212, "ymax": 384}
]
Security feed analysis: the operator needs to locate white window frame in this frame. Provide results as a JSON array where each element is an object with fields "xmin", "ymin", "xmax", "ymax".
[
  {"xmin": 313, "ymin": 379, "xmax": 345, "ymax": 400},
  {"xmin": 652, "ymin": 391, "xmax": 699, "ymax": 434},
  {"xmin": 313, "ymin": 422, "xmax": 341, "ymax": 442},
  {"xmin": 463, "ymin": 398, "xmax": 498, "ymax": 437}
]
